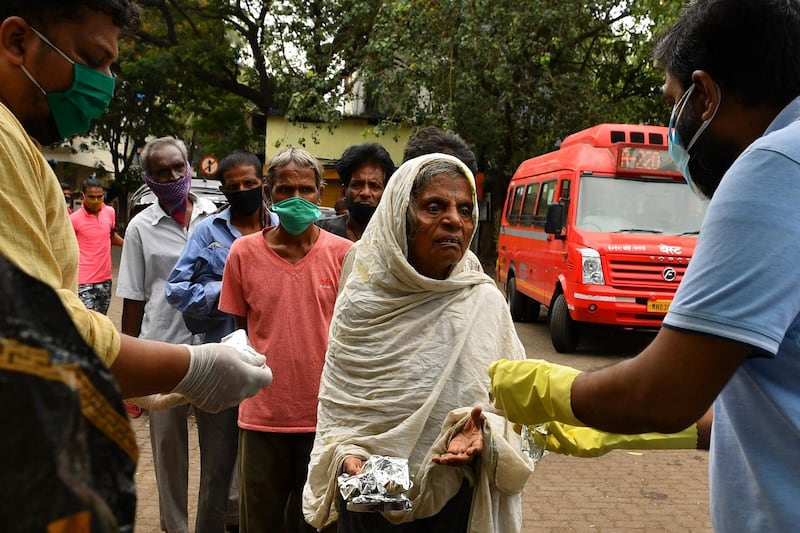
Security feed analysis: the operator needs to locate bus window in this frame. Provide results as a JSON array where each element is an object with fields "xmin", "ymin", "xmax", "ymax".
[
  {"xmin": 561, "ymin": 179, "xmax": 571, "ymax": 201},
  {"xmin": 533, "ymin": 179, "xmax": 558, "ymax": 228},
  {"xmin": 519, "ymin": 183, "xmax": 538, "ymax": 226},
  {"xmin": 507, "ymin": 185, "xmax": 525, "ymax": 225},
  {"xmin": 576, "ymin": 176, "xmax": 706, "ymax": 234},
  {"xmin": 503, "ymin": 189, "xmax": 515, "ymax": 223}
]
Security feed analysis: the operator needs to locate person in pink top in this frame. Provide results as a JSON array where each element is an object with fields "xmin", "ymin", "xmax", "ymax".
[
  {"xmin": 219, "ymin": 146, "xmax": 352, "ymax": 533},
  {"xmin": 70, "ymin": 176, "xmax": 124, "ymax": 314}
]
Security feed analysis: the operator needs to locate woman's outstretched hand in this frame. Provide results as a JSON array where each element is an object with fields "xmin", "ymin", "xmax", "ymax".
[
  {"xmin": 343, "ymin": 455, "xmax": 366, "ymax": 476},
  {"xmin": 432, "ymin": 406, "xmax": 484, "ymax": 466}
]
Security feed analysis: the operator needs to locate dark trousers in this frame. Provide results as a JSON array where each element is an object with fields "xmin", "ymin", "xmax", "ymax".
[
  {"xmin": 238, "ymin": 430, "xmax": 316, "ymax": 533},
  {"xmin": 335, "ymin": 479, "xmax": 472, "ymax": 533},
  {"xmin": 149, "ymin": 405, "xmax": 239, "ymax": 533}
]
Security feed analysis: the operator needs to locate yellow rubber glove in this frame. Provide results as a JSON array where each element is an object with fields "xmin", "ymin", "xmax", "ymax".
[
  {"xmin": 488, "ymin": 359, "xmax": 583, "ymax": 427},
  {"xmin": 545, "ymin": 422, "xmax": 699, "ymax": 458}
]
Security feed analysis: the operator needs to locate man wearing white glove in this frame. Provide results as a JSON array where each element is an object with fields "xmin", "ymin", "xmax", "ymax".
[
  {"xmin": 0, "ymin": 5, "xmax": 271, "ymax": 530},
  {"xmin": 117, "ymin": 137, "xmax": 268, "ymax": 533},
  {"xmin": 128, "ymin": 341, "xmax": 271, "ymax": 412}
]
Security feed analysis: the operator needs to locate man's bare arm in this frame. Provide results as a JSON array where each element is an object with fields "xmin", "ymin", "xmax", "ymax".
[{"xmin": 572, "ymin": 327, "xmax": 749, "ymax": 434}]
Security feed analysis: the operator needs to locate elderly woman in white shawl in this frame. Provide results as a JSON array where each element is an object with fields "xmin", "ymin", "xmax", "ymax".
[{"xmin": 303, "ymin": 153, "xmax": 534, "ymax": 532}]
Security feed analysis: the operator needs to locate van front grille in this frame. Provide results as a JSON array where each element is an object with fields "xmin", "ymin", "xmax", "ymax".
[{"xmin": 606, "ymin": 255, "xmax": 689, "ymax": 290}]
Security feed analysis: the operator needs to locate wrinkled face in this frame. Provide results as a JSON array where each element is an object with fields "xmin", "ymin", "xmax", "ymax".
[
  {"xmin": 343, "ymin": 163, "xmax": 385, "ymax": 206},
  {"xmin": 147, "ymin": 144, "xmax": 187, "ymax": 183},
  {"xmin": 15, "ymin": 9, "xmax": 120, "ymax": 144},
  {"xmin": 269, "ymin": 162, "xmax": 319, "ymax": 204},
  {"xmin": 220, "ymin": 164, "xmax": 263, "ymax": 193},
  {"xmin": 407, "ymin": 173, "xmax": 475, "ymax": 280}
]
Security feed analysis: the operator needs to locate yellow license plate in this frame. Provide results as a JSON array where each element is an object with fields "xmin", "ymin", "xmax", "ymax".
[{"xmin": 647, "ymin": 300, "xmax": 672, "ymax": 313}]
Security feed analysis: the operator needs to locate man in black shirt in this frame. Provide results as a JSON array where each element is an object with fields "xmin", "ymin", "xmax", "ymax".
[{"xmin": 316, "ymin": 143, "xmax": 395, "ymax": 241}]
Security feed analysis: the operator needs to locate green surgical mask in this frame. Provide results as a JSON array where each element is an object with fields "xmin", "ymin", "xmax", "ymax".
[
  {"xmin": 21, "ymin": 27, "xmax": 115, "ymax": 139},
  {"xmin": 271, "ymin": 197, "xmax": 321, "ymax": 235}
]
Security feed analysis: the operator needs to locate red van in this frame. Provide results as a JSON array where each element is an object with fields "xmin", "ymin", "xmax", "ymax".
[{"xmin": 496, "ymin": 123, "xmax": 707, "ymax": 352}]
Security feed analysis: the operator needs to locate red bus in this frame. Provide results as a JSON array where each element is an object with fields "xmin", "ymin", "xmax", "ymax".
[{"xmin": 496, "ymin": 123, "xmax": 707, "ymax": 352}]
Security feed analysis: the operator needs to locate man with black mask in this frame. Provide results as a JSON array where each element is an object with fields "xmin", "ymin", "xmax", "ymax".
[
  {"xmin": 316, "ymin": 143, "xmax": 395, "ymax": 241},
  {"xmin": 167, "ymin": 149, "xmax": 276, "ymax": 342},
  {"xmin": 165, "ymin": 149, "xmax": 277, "ymax": 532}
]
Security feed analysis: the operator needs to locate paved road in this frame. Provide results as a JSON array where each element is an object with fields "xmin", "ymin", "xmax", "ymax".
[{"xmin": 109, "ymin": 248, "xmax": 711, "ymax": 531}]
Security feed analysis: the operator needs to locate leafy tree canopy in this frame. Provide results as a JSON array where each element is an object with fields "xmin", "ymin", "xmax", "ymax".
[
  {"xmin": 360, "ymin": 0, "xmax": 684, "ymax": 195},
  {"xmin": 83, "ymin": 0, "xmax": 683, "ymax": 225}
]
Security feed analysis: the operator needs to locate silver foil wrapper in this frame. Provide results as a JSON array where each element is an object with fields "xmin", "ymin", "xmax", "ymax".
[
  {"xmin": 221, "ymin": 329, "xmax": 273, "ymax": 385},
  {"xmin": 337, "ymin": 455, "xmax": 413, "ymax": 512},
  {"xmin": 221, "ymin": 329, "xmax": 261, "ymax": 359},
  {"xmin": 521, "ymin": 423, "xmax": 549, "ymax": 463}
]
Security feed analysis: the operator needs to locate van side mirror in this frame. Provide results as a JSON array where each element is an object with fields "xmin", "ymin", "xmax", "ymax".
[{"xmin": 545, "ymin": 203, "xmax": 566, "ymax": 239}]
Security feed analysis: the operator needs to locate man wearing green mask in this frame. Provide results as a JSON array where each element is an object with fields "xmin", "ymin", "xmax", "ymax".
[
  {"xmin": 70, "ymin": 176, "xmax": 124, "ymax": 315},
  {"xmin": 219, "ymin": 147, "xmax": 352, "ymax": 532},
  {"xmin": 0, "ymin": 0, "xmax": 273, "ymax": 482},
  {"xmin": 0, "ymin": 0, "xmax": 271, "ymax": 404}
]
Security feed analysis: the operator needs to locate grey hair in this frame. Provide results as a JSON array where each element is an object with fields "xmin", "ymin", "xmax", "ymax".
[
  {"xmin": 266, "ymin": 147, "xmax": 324, "ymax": 189},
  {"xmin": 140, "ymin": 136, "xmax": 188, "ymax": 175},
  {"xmin": 406, "ymin": 159, "xmax": 469, "ymax": 238}
]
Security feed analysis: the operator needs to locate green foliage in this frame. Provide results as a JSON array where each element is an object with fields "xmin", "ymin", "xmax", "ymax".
[
  {"xmin": 360, "ymin": 0, "xmax": 681, "ymax": 197},
  {"xmin": 87, "ymin": 0, "xmax": 269, "ymax": 222},
  {"xmin": 269, "ymin": 0, "xmax": 384, "ymax": 124},
  {"xmin": 81, "ymin": 0, "xmax": 682, "ymax": 231}
]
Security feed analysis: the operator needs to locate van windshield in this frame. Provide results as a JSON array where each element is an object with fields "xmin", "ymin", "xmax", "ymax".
[{"xmin": 575, "ymin": 176, "xmax": 707, "ymax": 236}]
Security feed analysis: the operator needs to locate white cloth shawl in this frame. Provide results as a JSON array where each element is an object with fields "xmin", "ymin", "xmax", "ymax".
[{"xmin": 303, "ymin": 154, "xmax": 534, "ymax": 531}]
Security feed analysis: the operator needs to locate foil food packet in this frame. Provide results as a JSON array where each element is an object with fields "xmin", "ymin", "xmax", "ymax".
[
  {"xmin": 222, "ymin": 329, "xmax": 273, "ymax": 385},
  {"xmin": 521, "ymin": 423, "xmax": 550, "ymax": 464},
  {"xmin": 337, "ymin": 455, "xmax": 413, "ymax": 512},
  {"xmin": 222, "ymin": 329, "xmax": 261, "ymax": 359}
]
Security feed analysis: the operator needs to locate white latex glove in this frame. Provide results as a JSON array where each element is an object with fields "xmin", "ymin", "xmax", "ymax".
[
  {"xmin": 127, "ymin": 392, "xmax": 187, "ymax": 411},
  {"xmin": 173, "ymin": 342, "xmax": 273, "ymax": 413}
]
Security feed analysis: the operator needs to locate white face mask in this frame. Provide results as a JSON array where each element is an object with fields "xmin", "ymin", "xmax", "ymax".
[{"xmin": 667, "ymin": 82, "xmax": 722, "ymax": 198}]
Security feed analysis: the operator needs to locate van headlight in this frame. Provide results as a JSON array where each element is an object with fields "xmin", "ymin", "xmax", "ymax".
[{"xmin": 579, "ymin": 248, "xmax": 605, "ymax": 285}]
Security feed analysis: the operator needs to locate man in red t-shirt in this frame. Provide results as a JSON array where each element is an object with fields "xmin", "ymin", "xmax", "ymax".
[
  {"xmin": 70, "ymin": 177, "xmax": 124, "ymax": 314},
  {"xmin": 219, "ymin": 147, "xmax": 352, "ymax": 533}
]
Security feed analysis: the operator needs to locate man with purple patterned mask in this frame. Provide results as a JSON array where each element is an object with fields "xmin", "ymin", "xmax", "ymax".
[
  {"xmin": 118, "ymin": 136, "xmax": 221, "ymax": 532},
  {"xmin": 142, "ymin": 137, "xmax": 194, "ymax": 227}
]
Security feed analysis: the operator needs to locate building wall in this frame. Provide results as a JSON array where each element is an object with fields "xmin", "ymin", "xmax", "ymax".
[
  {"xmin": 265, "ymin": 116, "xmax": 413, "ymax": 207},
  {"xmin": 40, "ymin": 142, "xmax": 114, "ymax": 211}
]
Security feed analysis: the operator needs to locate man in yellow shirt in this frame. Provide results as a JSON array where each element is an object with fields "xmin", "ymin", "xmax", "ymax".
[{"xmin": 0, "ymin": 3, "xmax": 271, "ymax": 411}]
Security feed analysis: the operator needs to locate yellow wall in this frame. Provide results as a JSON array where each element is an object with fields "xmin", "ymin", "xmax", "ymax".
[{"xmin": 265, "ymin": 116, "xmax": 413, "ymax": 207}]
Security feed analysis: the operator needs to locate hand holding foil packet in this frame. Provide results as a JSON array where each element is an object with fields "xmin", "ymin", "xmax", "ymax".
[
  {"xmin": 222, "ymin": 329, "xmax": 265, "ymax": 363},
  {"xmin": 337, "ymin": 455, "xmax": 413, "ymax": 512},
  {"xmin": 222, "ymin": 329, "xmax": 273, "ymax": 384}
]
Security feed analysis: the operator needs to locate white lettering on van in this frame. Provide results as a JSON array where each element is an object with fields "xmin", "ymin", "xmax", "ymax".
[
  {"xmin": 607, "ymin": 244, "xmax": 647, "ymax": 252},
  {"xmin": 658, "ymin": 245, "xmax": 682, "ymax": 255}
]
